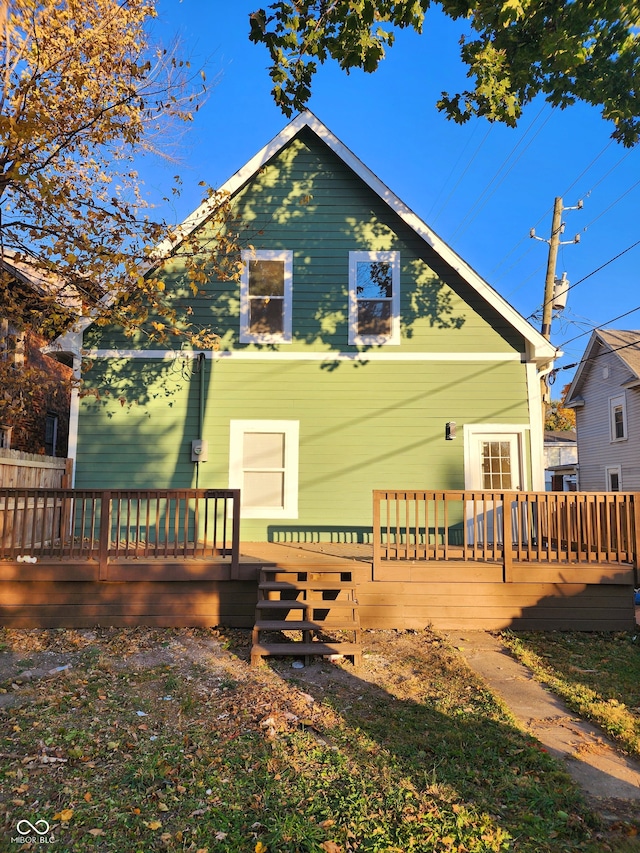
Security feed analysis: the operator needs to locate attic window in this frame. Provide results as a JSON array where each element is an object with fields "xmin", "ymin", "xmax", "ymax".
[
  {"xmin": 240, "ymin": 249, "xmax": 292, "ymax": 344},
  {"xmin": 348, "ymin": 251, "xmax": 400, "ymax": 345}
]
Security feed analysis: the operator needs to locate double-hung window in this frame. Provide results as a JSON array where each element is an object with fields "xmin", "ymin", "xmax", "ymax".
[
  {"xmin": 606, "ymin": 465, "xmax": 622, "ymax": 492},
  {"xmin": 240, "ymin": 249, "xmax": 292, "ymax": 344},
  {"xmin": 229, "ymin": 420, "xmax": 299, "ymax": 518},
  {"xmin": 609, "ymin": 394, "xmax": 627, "ymax": 442},
  {"xmin": 348, "ymin": 251, "xmax": 400, "ymax": 345}
]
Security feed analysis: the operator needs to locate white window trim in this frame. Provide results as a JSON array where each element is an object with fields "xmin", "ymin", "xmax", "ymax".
[
  {"xmin": 606, "ymin": 465, "xmax": 622, "ymax": 492},
  {"xmin": 229, "ymin": 419, "xmax": 299, "ymax": 518},
  {"xmin": 240, "ymin": 249, "xmax": 293, "ymax": 344},
  {"xmin": 609, "ymin": 393, "xmax": 627, "ymax": 442},
  {"xmin": 348, "ymin": 250, "xmax": 400, "ymax": 346}
]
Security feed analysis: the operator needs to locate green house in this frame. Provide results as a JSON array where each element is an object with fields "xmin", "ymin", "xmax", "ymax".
[{"xmin": 64, "ymin": 112, "xmax": 555, "ymax": 542}]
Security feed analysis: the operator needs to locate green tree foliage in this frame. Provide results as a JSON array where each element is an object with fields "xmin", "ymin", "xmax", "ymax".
[{"xmin": 249, "ymin": 1, "xmax": 640, "ymax": 146}]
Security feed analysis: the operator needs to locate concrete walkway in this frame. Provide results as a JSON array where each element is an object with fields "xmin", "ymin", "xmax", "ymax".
[{"xmin": 445, "ymin": 630, "xmax": 640, "ymax": 805}]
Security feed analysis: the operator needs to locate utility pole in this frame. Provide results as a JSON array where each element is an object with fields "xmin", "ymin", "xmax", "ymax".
[
  {"xmin": 530, "ymin": 197, "xmax": 582, "ymax": 434},
  {"xmin": 531, "ymin": 196, "xmax": 582, "ymax": 340},
  {"xmin": 541, "ymin": 197, "xmax": 564, "ymax": 340}
]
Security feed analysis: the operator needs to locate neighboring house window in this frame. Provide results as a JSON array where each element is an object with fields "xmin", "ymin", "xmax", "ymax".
[
  {"xmin": 0, "ymin": 425, "xmax": 11, "ymax": 449},
  {"xmin": 45, "ymin": 412, "xmax": 58, "ymax": 457},
  {"xmin": 609, "ymin": 394, "xmax": 627, "ymax": 441},
  {"xmin": 348, "ymin": 251, "xmax": 400, "ymax": 345},
  {"xmin": 0, "ymin": 320, "xmax": 25, "ymax": 367},
  {"xmin": 606, "ymin": 465, "xmax": 622, "ymax": 492},
  {"xmin": 240, "ymin": 249, "xmax": 292, "ymax": 343},
  {"xmin": 229, "ymin": 420, "xmax": 299, "ymax": 518}
]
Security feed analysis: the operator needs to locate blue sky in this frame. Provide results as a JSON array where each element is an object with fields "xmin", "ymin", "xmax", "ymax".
[{"xmin": 142, "ymin": 0, "xmax": 640, "ymax": 387}]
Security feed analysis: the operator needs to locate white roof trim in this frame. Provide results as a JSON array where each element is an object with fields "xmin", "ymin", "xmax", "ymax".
[{"xmin": 177, "ymin": 110, "xmax": 555, "ymax": 363}]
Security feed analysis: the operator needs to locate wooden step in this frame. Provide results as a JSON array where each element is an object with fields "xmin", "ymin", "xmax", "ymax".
[
  {"xmin": 254, "ymin": 619, "xmax": 360, "ymax": 632},
  {"xmin": 255, "ymin": 600, "xmax": 358, "ymax": 611},
  {"xmin": 258, "ymin": 581, "xmax": 356, "ymax": 591},
  {"xmin": 251, "ymin": 641, "xmax": 361, "ymax": 664}
]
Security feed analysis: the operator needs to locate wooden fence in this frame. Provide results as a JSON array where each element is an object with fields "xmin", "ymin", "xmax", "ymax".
[
  {"xmin": 0, "ymin": 488, "xmax": 241, "ymax": 578},
  {"xmin": 0, "ymin": 449, "xmax": 73, "ymax": 488},
  {"xmin": 373, "ymin": 490, "xmax": 640, "ymax": 579}
]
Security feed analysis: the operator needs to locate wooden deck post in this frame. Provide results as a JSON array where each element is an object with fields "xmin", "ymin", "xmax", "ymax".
[
  {"xmin": 98, "ymin": 491, "xmax": 111, "ymax": 581},
  {"xmin": 372, "ymin": 490, "xmax": 381, "ymax": 579},
  {"xmin": 230, "ymin": 489, "xmax": 241, "ymax": 580},
  {"xmin": 633, "ymin": 493, "xmax": 640, "ymax": 588},
  {"xmin": 502, "ymin": 493, "xmax": 513, "ymax": 583}
]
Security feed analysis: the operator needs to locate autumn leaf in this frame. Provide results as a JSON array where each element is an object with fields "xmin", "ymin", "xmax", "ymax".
[
  {"xmin": 255, "ymin": 842, "xmax": 268, "ymax": 853},
  {"xmin": 53, "ymin": 808, "xmax": 74, "ymax": 822},
  {"xmin": 88, "ymin": 829, "xmax": 105, "ymax": 837},
  {"xmin": 145, "ymin": 820, "xmax": 162, "ymax": 830},
  {"xmin": 320, "ymin": 842, "xmax": 343, "ymax": 853}
]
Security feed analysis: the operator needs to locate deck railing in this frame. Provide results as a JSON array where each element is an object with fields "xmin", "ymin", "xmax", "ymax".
[
  {"xmin": 0, "ymin": 488, "xmax": 241, "ymax": 577},
  {"xmin": 373, "ymin": 490, "xmax": 640, "ymax": 577}
]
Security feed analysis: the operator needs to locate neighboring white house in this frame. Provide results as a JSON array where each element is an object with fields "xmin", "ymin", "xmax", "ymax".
[
  {"xmin": 564, "ymin": 329, "xmax": 640, "ymax": 491},
  {"xmin": 544, "ymin": 429, "xmax": 577, "ymax": 491}
]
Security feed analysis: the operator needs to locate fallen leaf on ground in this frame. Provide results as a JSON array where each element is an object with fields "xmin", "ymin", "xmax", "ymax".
[{"xmin": 53, "ymin": 808, "xmax": 73, "ymax": 821}]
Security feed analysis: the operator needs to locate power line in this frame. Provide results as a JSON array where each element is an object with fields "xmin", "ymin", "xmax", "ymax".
[
  {"xmin": 558, "ymin": 305, "xmax": 640, "ymax": 347},
  {"xmin": 426, "ymin": 122, "xmax": 481, "ymax": 221},
  {"xmin": 430, "ymin": 126, "xmax": 493, "ymax": 226},
  {"xmin": 526, "ymin": 237, "xmax": 640, "ymax": 321},
  {"xmin": 492, "ymin": 142, "xmax": 630, "ymax": 288},
  {"xmin": 554, "ymin": 334, "xmax": 640, "ymax": 375},
  {"xmin": 451, "ymin": 106, "xmax": 552, "ymax": 241},
  {"xmin": 560, "ymin": 141, "xmax": 614, "ymax": 199},
  {"xmin": 580, "ymin": 178, "xmax": 640, "ymax": 232}
]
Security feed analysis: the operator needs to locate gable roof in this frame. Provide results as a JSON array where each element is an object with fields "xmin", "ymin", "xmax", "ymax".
[
  {"xmin": 565, "ymin": 329, "xmax": 640, "ymax": 404},
  {"xmin": 166, "ymin": 111, "xmax": 554, "ymax": 364},
  {"xmin": 57, "ymin": 111, "xmax": 556, "ymax": 363}
]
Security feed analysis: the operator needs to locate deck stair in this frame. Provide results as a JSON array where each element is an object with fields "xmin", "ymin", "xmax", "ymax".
[{"xmin": 251, "ymin": 566, "xmax": 361, "ymax": 667}]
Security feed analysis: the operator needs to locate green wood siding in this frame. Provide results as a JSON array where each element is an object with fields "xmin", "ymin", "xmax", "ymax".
[
  {"xmin": 86, "ymin": 129, "xmax": 525, "ymax": 357},
  {"xmin": 76, "ymin": 356, "xmax": 531, "ymax": 539},
  {"xmin": 76, "ymin": 127, "xmax": 536, "ymax": 539}
]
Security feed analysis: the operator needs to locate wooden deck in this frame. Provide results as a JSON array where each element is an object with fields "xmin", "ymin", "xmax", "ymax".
[{"xmin": 0, "ymin": 489, "xmax": 637, "ymax": 632}]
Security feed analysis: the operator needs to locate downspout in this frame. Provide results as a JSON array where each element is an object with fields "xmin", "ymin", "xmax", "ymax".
[{"xmin": 195, "ymin": 352, "xmax": 206, "ymax": 488}]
